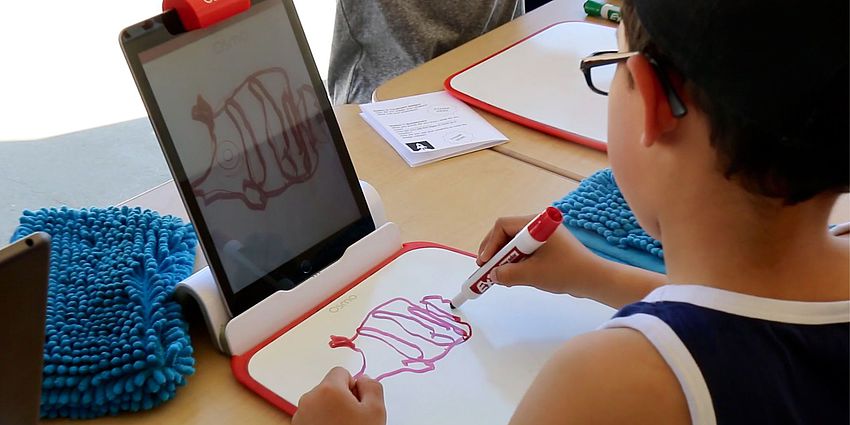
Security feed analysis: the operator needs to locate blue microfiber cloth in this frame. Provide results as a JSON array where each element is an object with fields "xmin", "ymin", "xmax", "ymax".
[
  {"xmin": 10, "ymin": 206, "xmax": 198, "ymax": 419},
  {"xmin": 554, "ymin": 168, "xmax": 666, "ymax": 274}
]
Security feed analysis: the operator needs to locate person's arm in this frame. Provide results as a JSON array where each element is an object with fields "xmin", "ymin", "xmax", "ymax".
[
  {"xmin": 509, "ymin": 329, "xmax": 690, "ymax": 425},
  {"xmin": 478, "ymin": 215, "xmax": 666, "ymax": 309}
]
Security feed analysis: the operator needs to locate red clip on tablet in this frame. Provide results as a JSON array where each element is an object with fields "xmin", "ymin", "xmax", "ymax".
[{"xmin": 163, "ymin": 0, "xmax": 250, "ymax": 31}]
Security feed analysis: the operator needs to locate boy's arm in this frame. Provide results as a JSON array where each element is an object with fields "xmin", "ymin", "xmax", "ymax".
[
  {"xmin": 578, "ymin": 260, "xmax": 667, "ymax": 309},
  {"xmin": 509, "ymin": 329, "xmax": 690, "ymax": 425},
  {"xmin": 479, "ymin": 216, "xmax": 666, "ymax": 309}
]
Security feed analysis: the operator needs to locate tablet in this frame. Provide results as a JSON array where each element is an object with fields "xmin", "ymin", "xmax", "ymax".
[
  {"xmin": 120, "ymin": 0, "xmax": 375, "ymax": 317},
  {"xmin": 0, "ymin": 232, "xmax": 50, "ymax": 425}
]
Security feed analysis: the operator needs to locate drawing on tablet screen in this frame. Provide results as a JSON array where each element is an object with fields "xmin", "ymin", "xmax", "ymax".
[
  {"xmin": 190, "ymin": 67, "xmax": 323, "ymax": 210},
  {"xmin": 329, "ymin": 295, "xmax": 472, "ymax": 381}
]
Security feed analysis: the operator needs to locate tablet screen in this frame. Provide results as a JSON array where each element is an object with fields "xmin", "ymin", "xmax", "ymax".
[{"xmin": 124, "ymin": 0, "xmax": 372, "ymax": 314}]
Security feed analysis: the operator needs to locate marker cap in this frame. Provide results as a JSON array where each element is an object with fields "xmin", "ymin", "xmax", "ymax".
[
  {"xmin": 527, "ymin": 207, "xmax": 562, "ymax": 242},
  {"xmin": 583, "ymin": 0, "xmax": 621, "ymax": 21}
]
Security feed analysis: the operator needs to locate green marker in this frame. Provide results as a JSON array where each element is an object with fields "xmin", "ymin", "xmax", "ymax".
[{"xmin": 584, "ymin": 0, "xmax": 621, "ymax": 23}]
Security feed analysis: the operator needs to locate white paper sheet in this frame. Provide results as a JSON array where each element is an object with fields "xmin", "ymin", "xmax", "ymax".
[{"xmin": 360, "ymin": 91, "xmax": 507, "ymax": 167}]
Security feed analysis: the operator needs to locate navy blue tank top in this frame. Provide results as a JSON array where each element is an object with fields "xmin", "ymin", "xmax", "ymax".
[{"xmin": 601, "ymin": 285, "xmax": 849, "ymax": 425}]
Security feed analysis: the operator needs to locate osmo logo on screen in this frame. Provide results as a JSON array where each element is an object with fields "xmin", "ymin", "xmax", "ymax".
[{"xmin": 328, "ymin": 295, "xmax": 358, "ymax": 313}]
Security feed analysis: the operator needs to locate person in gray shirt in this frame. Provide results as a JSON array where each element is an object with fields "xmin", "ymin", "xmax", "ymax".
[{"xmin": 328, "ymin": 1, "xmax": 525, "ymax": 104}]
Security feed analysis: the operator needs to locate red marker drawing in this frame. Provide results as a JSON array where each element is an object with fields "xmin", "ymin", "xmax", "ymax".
[
  {"xmin": 328, "ymin": 295, "xmax": 471, "ymax": 381},
  {"xmin": 450, "ymin": 207, "xmax": 563, "ymax": 309}
]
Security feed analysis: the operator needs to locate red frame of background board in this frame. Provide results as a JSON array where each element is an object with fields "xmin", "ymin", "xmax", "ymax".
[
  {"xmin": 444, "ymin": 21, "xmax": 609, "ymax": 152},
  {"xmin": 231, "ymin": 241, "xmax": 475, "ymax": 415}
]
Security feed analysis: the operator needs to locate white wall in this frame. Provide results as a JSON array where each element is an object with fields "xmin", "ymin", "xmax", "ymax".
[
  {"xmin": 293, "ymin": 0, "xmax": 336, "ymax": 81},
  {"xmin": 0, "ymin": 0, "xmax": 336, "ymax": 141}
]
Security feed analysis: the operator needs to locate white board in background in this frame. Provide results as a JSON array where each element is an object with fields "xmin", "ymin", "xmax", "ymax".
[
  {"xmin": 446, "ymin": 22, "xmax": 617, "ymax": 151},
  {"xmin": 247, "ymin": 246, "xmax": 615, "ymax": 424}
]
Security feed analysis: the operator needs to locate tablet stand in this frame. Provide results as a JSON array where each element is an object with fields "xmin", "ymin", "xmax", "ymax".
[{"xmin": 175, "ymin": 180, "xmax": 392, "ymax": 354}]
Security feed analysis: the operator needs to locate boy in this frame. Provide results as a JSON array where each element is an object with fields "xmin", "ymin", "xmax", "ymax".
[{"xmin": 293, "ymin": 0, "xmax": 849, "ymax": 423}]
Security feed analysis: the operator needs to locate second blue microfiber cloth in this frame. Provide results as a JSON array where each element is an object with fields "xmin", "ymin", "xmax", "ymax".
[
  {"xmin": 10, "ymin": 206, "xmax": 198, "ymax": 419},
  {"xmin": 554, "ymin": 168, "xmax": 666, "ymax": 274}
]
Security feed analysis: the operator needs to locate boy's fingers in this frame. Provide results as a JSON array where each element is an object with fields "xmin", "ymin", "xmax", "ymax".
[
  {"xmin": 478, "ymin": 216, "xmax": 532, "ymax": 264},
  {"xmin": 490, "ymin": 261, "xmax": 537, "ymax": 287},
  {"xmin": 478, "ymin": 233, "xmax": 505, "ymax": 265},
  {"xmin": 477, "ymin": 227, "xmax": 495, "ymax": 264},
  {"xmin": 355, "ymin": 376, "xmax": 385, "ymax": 409},
  {"xmin": 321, "ymin": 366, "xmax": 353, "ymax": 389},
  {"xmin": 479, "ymin": 222, "xmax": 512, "ymax": 263}
]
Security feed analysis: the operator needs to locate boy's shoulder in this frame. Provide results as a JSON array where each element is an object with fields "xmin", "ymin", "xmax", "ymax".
[{"xmin": 509, "ymin": 328, "xmax": 689, "ymax": 425}]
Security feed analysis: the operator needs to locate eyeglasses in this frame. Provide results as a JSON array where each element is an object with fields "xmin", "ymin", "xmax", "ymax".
[{"xmin": 579, "ymin": 50, "xmax": 688, "ymax": 118}]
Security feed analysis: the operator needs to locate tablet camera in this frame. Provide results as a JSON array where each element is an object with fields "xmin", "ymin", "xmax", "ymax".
[{"xmin": 299, "ymin": 260, "xmax": 312, "ymax": 274}]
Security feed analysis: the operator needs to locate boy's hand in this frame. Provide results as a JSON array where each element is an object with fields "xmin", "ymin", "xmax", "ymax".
[
  {"xmin": 292, "ymin": 367, "xmax": 387, "ymax": 425},
  {"xmin": 477, "ymin": 215, "xmax": 610, "ymax": 298}
]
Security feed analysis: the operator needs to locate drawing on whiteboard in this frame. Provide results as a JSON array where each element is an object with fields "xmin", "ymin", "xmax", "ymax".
[
  {"xmin": 190, "ymin": 67, "xmax": 323, "ymax": 210},
  {"xmin": 328, "ymin": 295, "xmax": 472, "ymax": 381}
]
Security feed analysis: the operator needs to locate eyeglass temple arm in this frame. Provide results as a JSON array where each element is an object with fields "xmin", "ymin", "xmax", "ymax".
[{"xmin": 648, "ymin": 58, "xmax": 688, "ymax": 118}]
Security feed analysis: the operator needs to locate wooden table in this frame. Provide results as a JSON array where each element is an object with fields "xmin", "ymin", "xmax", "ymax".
[
  {"xmin": 373, "ymin": 0, "xmax": 614, "ymax": 181},
  {"xmin": 47, "ymin": 104, "xmax": 580, "ymax": 425}
]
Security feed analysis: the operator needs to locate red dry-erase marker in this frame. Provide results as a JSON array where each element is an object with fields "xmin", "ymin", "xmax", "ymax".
[{"xmin": 450, "ymin": 207, "xmax": 563, "ymax": 309}]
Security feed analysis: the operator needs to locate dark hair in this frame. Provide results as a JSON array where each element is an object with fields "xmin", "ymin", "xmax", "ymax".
[{"xmin": 621, "ymin": 0, "xmax": 849, "ymax": 204}]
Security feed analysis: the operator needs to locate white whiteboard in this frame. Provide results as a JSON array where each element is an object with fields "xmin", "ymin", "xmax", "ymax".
[
  {"xmin": 247, "ymin": 247, "xmax": 615, "ymax": 423},
  {"xmin": 447, "ymin": 22, "xmax": 617, "ymax": 148}
]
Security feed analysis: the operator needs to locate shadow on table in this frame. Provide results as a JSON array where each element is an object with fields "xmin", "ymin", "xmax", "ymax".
[{"xmin": 0, "ymin": 117, "xmax": 171, "ymax": 243}]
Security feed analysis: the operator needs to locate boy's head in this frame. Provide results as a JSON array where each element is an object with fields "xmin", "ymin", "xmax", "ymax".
[{"xmin": 602, "ymin": 0, "xmax": 848, "ymax": 235}]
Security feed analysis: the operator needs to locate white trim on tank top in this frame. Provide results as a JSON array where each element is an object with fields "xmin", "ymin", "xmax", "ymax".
[
  {"xmin": 601, "ymin": 313, "xmax": 717, "ymax": 425},
  {"xmin": 643, "ymin": 284, "xmax": 849, "ymax": 325}
]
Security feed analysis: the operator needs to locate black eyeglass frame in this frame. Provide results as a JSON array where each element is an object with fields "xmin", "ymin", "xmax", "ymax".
[{"xmin": 579, "ymin": 50, "xmax": 688, "ymax": 118}]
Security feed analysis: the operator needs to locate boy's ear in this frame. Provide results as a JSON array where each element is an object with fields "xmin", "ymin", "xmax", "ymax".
[{"xmin": 627, "ymin": 55, "xmax": 677, "ymax": 147}]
